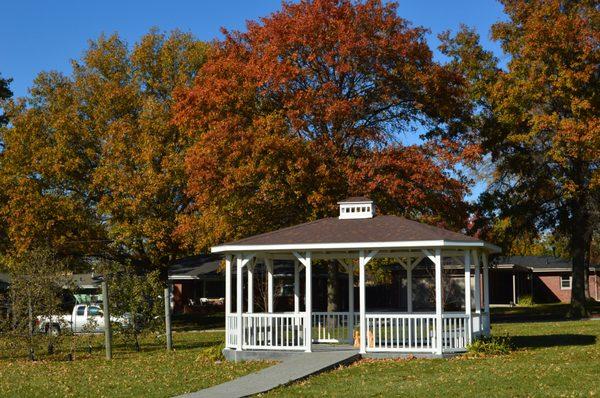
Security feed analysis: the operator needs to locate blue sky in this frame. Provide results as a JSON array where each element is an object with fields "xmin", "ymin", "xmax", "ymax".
[{"xmin": 1, "ymin": 0, "xmax": 508, "ymax": 199}]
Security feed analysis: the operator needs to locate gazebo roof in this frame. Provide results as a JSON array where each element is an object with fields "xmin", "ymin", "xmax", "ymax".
[{"xmin": 212, "ymin": 215, "xmax": 500, "ymax": 253}]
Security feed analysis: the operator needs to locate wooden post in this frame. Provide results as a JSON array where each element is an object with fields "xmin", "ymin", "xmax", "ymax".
[
  {"xmin": 434, "ymin": 249, "xmax": 443, "ymax": 355},
  {"xmin": 359, "ymin": 251, "xmax": 366, "ymax": 354},
  {"xmin": 347, "ymin": 262, "xmax": 354, "ymax": 342},
  {"xmin": 473, "ymin": 250, "xmax": 481, "ymax": 315},
  {"xmin": 304, "ymin": 252, "xmax": 312, "ymax": 352},
  {"xmin": 482, "ymin": 252, "xmax": 490, "ymax": 336},
  {"xmin": 247, "ymin": 264, "xmax": 254, "ymax": 314},
  {"xmin": 406, "ymin": 258, "xmax": 413, "ymax": 313},
  {"xmin": 225, "ymin": 255, "xmax": 232, "ymax": 348},
  {"xmin": 293, "ymin": 259, "xmax": 300, "ymax": 313},
  {"xmin": 164, "ymin": 285, "xmax": 173, "ymax": 351},
  {"xmin": 101, "ymin": 280, "xmax": 112, "ymax": 360},
  {"xmin": 267, "ymin": 259, "xmax": 274, "ymax": 313},
  {"xmin": 236, "ymin": 255, "xmax": 243, "ymax": 351},
  {"xmin": 464, "ymin": 250, "xmax": 472, "ymax": 344}
]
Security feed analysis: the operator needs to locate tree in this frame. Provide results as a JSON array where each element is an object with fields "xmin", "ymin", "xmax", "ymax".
[
  {"xmin": 175, "ymin": 0, "xmax": 478, "ymax": 253},
  {"xmin": 0, "ymin": 74, "xmax": 12, "ymax": 127},
  {"xmin": 0, "ymin": 31, "xmax": 208, "ymax": 275},
  {"xmin": 443, "ymin": 1, "xmax": 599, "ymax": 316}
]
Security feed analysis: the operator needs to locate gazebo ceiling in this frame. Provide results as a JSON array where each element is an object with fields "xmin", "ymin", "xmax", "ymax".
[{"xmin": 212, "ymin": 215, "xmax": 500, "ymax": 253}]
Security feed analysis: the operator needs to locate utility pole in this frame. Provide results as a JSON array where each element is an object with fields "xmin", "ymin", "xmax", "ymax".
[
  {"xmin": 102, "ymin": 280, "xmax": 112, "ymax": 360},
  {"xmin": 164, "ymin": 284, "xmax": 173, "ymax": 351}
]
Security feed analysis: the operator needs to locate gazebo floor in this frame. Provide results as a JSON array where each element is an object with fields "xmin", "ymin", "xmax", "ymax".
[{"xmin": 223, "ymin": 343, "xmax": 460, "ymax": 362}]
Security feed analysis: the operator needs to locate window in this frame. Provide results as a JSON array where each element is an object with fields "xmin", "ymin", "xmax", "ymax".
[
  {"xmin": 560, "ymin": 275, "xmax": 572, "ymax": 290},
  {"xmin": 76, "ymin": 306, "xmax": 85, "ymax": 316},
  {"xmin": 88, "ymin": 306, "xmax": 102, "ymax": 317}
]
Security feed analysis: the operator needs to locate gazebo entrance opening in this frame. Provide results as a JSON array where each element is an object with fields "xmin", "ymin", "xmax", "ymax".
[{"xmin": 213, "ymin": 198, "xmax": 499, "ymax": 357}]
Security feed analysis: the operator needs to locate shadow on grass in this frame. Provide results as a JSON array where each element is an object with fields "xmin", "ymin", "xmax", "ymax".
[{"xmin": 511, "ymin": 334, "xmax": 596, "ymax": 349}]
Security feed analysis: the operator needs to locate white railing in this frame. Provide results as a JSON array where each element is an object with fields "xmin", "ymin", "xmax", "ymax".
[
  {"xmin": 226, "ymin": 314, "xmax": 238, "ymax": 349},
  {"xmin": 365, "ymin": 313, "xmax": 437, "ymax": 352},
  {"xmin": 312, "ymin": 312, "xmax": 359, "ymax": 343},
  {"xmin": 242, "ymin": 313, "xmax": 305, "ymax": 350},
  {"xmin": 441, "ymin": 313, "xmax": 470, "ymax": 352}
]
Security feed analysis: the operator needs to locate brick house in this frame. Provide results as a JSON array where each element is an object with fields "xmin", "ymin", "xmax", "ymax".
[{"xmin": 490, "ymin": 256, "xmax": 599, "ymax": 304}]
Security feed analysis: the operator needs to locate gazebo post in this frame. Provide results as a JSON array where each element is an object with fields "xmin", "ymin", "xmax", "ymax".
[
  {"xmin": 347, "ymin": 262, "xmax": 354, "ymax": 342},
  {"xmin": 406, "ymin": 258, "xmax": 413, "ymax": 313},
  {"xmin": 464, "ymin": 249, "xmax": 472, "ymax": 344},
  {"xmin": 236, "ymin": 255, "xmax": 244, "ymax": 351},
  {"xmin": 359, "ymin": 250, "xmax": 366, "ymax": 354},
  {"xmin": 473, "ymin": 249, "xmax": 481, "ymax": 337},
  {"xmin": 434, "ymin": 248, "xmax": 443, "ymax": 356},
  {"xmin": 293, "ymin": 259, "xmax": 300, "ymax": 313},
  {"xmin": 247, "ymin": 262, "xmax": 254, "ymax": 314},
  {"xmin": 482, "ymin": 252, "xmax": 491, "ymax": 336},
  {"xmin": 266, "ymin": 258, "xmax": 274, "ymax": 313},
  {"xmin": 304, "ymin": 252, "xmax": 312, "ymax": 352},
  {"xmin": 225, "ymin": 255, "xmax": 232, "ymax": 348}
]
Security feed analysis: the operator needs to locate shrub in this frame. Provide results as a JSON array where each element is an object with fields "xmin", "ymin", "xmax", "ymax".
[
  {"xmin": 467, "ymin": 334, "xmax": 513, "ymax": 356},
  {"xmin": 518, "ymin": 294, "xmax": 534, "ymax": 306},
  {"xmin": 197, "ymin": 342, "xmax": 225, "ymax": 363}
]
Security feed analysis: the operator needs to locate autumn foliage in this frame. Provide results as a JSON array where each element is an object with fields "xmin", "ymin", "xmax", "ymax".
[{"xmin": 175, "ymin": 0, "xmax": 477, "ymax": 249}]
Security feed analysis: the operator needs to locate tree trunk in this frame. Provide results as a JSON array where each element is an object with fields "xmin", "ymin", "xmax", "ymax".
[
  {"xmin": 569, "ymin": 201, "xmax": 591, "ymax": 318},
  {"xmin": 327, "ymin": 261, "xmax": 339, "ymax": 312}
]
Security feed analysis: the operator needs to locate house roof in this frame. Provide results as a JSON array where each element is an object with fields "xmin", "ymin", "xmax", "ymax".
[
  {"xmin": 212, "ymin": 215, "xmax": 499, "ymax": 253},
  {"xmin": 496, "ymin": 255, "xmax": 597, "ymax": 272},
  {"xmin": 338, "ymin": 196, "xmax": 372, "ymax": 203},
  {"xmin": 168, "ymin": 255, "xmax": 222, "ymax": 280}
]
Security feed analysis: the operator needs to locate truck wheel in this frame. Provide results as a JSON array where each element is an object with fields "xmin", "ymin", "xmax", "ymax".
[{"xmin": 48, "ymin": 324, "xmax": 61, "ymax": 336}]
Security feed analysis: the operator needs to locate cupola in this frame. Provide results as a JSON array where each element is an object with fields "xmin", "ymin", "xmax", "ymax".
[{"xmin": 338, "ymin": 197, "xmax": 375, "ymax": 219}]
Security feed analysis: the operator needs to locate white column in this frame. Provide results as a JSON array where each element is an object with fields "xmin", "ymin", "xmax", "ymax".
[
  {"xmin": 294, "ymin": 259, "xmax": 300, "ymax": 313},
  {"xmin": 464, "ymin": 250, "xmax": 472, "ymax": 344},
  {"xmin": 247, "ymin": 264, "xmax": 254, "ymax": 314},
  {"xmin": 473, "ymin": 250, "xmax": 481, "ymax": 314},
  {"xmin": 434, "ymin": 248, "xmax": 443, "ymax": 355},
  {"xmin": 512, "ymin": 273, "xmax": 517, "ymax": 304},
  {"xmin": 266, "ymin": 258, "xmax": 274, "ymax": 313},
  {"xmin": 482, "ymin": 252, "xmax": 491, "ymax": 336},
  {"xmin": 406, "ymin": 258, "xmax": 413, "ymax": 313},
  {"xmin": 225, "ymin": 256, "xmax": 232, "ymax": 315},
  {"xmin": 359, "ymin": 251, "xmax": 367, "ymax": 354},
  {"xmin": 347, "ymin": 262, "xmax": 354, "ymax": 342},
  {"xmin": 304, "ymin": 252, "xmax": 312, "ymax": 352},
  {"xmin": 236, "ymin": 255, "xmax": 244, "ymax": 351},
  {"xmin": 225, "ymin": 255, "xmax": 232, "ymax": 348}
]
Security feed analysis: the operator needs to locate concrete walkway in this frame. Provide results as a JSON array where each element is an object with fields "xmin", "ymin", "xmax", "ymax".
[{"xmin": 176, "ymin": 347, "xmax": 360, "ymax": 398}]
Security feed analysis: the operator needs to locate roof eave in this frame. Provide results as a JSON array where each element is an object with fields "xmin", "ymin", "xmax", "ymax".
[{"xmin": 212, "ymin": 240, "xmax": 501, "ymax": 254}]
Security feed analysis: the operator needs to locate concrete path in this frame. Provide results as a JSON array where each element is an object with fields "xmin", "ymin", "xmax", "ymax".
[{"xmin": 176, "ymin": 347, "xmax": 360, "ymax": 398}]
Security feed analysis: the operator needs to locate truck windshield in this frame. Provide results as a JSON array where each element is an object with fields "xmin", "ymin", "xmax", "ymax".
[{"xmin": 88, "ymin": 306, "xmax": 102, "ymax": 317}]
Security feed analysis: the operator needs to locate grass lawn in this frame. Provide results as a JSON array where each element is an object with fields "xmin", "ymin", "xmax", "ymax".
[
  {"xmin": 268, "ymin": 319, "xmax": 600, "ymax": 397},
  {"xmin": 490, "ymin": 302, "xmax": 600, "ymax": 322},
  {"xmin": 0, "ymin": 331, "xmax": 268, "ymax": 398}
]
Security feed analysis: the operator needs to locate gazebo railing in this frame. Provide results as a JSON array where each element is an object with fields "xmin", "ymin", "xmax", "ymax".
[
  {"xmin": 227, "ymin": 313, "xmax": 306, "ymax": 350},
  {"xmin": 441, "ymin": 312, "xmax": 470, "ymax": 352},
  {"xmin": 312, "ymin": 312, "xmax": 360, "ymax": 343},
  {"xmin": 365, "ymin": 313, "xmax": 437, "ymax": 352},
  {"xmin": 227, "ymin": 311, "xmax": 475, "ymax": 353}
]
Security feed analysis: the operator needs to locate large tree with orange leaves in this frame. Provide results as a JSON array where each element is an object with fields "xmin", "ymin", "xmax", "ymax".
[
  {"xmin": 444, "ymin": 0, "xmax": 599, "ymax": 316},
  {"xmin": 176, "ymin": 0, "xmax": 479, "ymax": 250}
]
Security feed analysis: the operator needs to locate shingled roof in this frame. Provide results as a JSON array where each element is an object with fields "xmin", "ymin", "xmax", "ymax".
[{"xmin": 212, "ymin": 215, "xmax": 495, "ymax": 252}]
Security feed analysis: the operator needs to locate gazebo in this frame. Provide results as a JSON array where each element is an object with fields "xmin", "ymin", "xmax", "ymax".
[{"xmin": 212, "ymin": 197, "xmax": 500, "ymax": 359}]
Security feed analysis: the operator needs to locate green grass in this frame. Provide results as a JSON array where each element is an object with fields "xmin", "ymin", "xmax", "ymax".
[
  {"xmin": 268, "ymin": 320, "xmax": 600, "ymax": 397},
  {"xmin": 490, "ymin": 302, "xmax": 600, "ymax": 321},
  {"xmin": 0, "ymin": 331, "xmax": 268, "ymax": 398}
]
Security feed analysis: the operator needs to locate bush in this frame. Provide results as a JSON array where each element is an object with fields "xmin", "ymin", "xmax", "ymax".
[
  {"xmin": 518, "ymin": 294, "xmax": 534, "ymax": 306},
  {"xmin": 467, "ymin": 334, "xmax": 513, "ymax": 356},
  {"xmin": 196, "ymin": 342, "xmax": 225, "ymax": 363}
]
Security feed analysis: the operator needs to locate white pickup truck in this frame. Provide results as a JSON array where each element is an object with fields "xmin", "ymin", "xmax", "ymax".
[{"xmin": 37, "ymin": 304, "xmax": 128, "ymax": 335}]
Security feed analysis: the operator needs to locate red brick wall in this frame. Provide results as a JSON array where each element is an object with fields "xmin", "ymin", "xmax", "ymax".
[{"xmin": 536, "ymin": 272, "xmax": 599, "ymax": 303}]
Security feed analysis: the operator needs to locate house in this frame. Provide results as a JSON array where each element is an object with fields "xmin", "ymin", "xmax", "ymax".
[
  {"xmin": 490, "ymin": 255, "xmax": 600, "ymax": 304},
  {"xmin": 212, "ymin": 197, "xmax": 499, "ymax": 360},
  {"xmin": 168, "ymin": 255, "xmax": 225, "ymax": 313}
]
